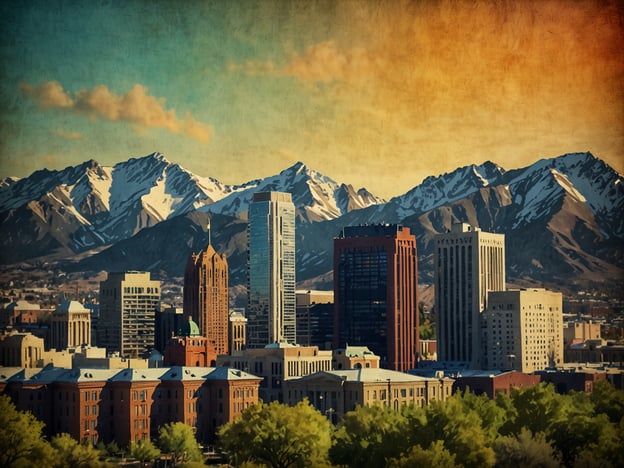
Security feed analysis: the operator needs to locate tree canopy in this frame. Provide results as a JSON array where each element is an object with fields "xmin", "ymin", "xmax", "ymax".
[
  {"xmin": 157, "ymin": 422, "xmax": 202, "ymax": 466},
  {"xmin": 218, "ymin": 399, "xmax": 333, "ymax": 468}
]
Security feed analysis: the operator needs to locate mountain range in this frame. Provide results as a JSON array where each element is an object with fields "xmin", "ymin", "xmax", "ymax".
[{"xmin": 1, "ymin": 151, "xmax": 622, "ymax": 293}]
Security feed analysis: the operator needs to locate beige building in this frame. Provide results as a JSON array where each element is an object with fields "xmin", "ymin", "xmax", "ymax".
[
  {"xmin": 332, "ymin": 345, "xmax": 380, "ymax": 370},
  {"xmin": 229, "ymin": 310, "xmax": 247, "ymax": 353},
  {"xmin": 284, "ymin": 368, "xmax": 454, "ymax": 422},
  {"xmin": 482, "ymin": 288, "xmax": 563, "ymax": 373},
  {"xmin": 98, "ymin": 271, "xmax": 160, "ymax": 358},
  {"xmin": 0, "ymin": 332, "xmax": 44, "ymax": 368},
  {"xmin": 435, "ymin": 223, "xmax": 506, "ymax": 368},
  {"xmin": 563, "ymin": 320, "xmax": 601, "ymax": 346},
  {"xmin": 49, "ymin": 301, "xmax": 91, "ymax": 351},
  {"xmin": 216, "ymin": 342, "xmax": 332, "ymax": 402}
]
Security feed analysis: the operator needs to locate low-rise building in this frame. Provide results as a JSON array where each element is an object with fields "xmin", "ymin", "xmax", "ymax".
[
  {"xmin": 0, "ymin": 332, "xmax": 44, "ymax": 367},
  {"xmin": 452, "ymin": 370, "xmax": 541, "ymax": 398},
  {"xmin": 284, "ymin": 368, "xmax": 454, "ymax": 422},
  {"xmin": 332, "ymin": 345, "xmax": 380, "ymax": 370},
  {"xmin": 1, "ymin": 364, "xmax": 261, "ymax": 446},
  {"xmin": 217, "ymin": 342, "xmax": 333, "ymax": 402}
]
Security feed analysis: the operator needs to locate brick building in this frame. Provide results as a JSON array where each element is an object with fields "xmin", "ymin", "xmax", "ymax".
[{"xmin": 1, "ymin": 365, "xmax": 261, "ymax": 446}]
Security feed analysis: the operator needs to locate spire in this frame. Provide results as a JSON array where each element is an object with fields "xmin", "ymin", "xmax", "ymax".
[{"xmin": 207, "ymin": 218, "xmax": 211, "ymax": 247}]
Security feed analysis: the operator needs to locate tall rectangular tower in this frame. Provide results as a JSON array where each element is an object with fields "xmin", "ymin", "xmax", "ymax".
[
  {"xmin": 434, "ymin": 223, "xmax": 505, "ymax": 367},
  {"xmin": 247, "ymin": 191, "xmax": 296, "ymax": 348},
  {"xmin": 98, "ymin": 271, "xmax": 160, "ymax": 358},
  {"xmin": 183, "ymin": 222, "xmax": 229, "ymax": 355},
  {"xmin": 333, "ymin": 224, "xmax": 418, "ymax": 371}
]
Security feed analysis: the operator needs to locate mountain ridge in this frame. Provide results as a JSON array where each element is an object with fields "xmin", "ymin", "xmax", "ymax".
[{"xmin": 1, "ymin": 151, "xmax": 622, "ymax": 291}]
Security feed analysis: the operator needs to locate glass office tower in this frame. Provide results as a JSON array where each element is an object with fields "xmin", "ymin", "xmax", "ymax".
[
  {"xmin": 247, "ymin": 192, "xmax": 296, "ymax": 347},
  {"xmin": 333, "ymin": 224, "xmax": 418, "ymax": 371}
]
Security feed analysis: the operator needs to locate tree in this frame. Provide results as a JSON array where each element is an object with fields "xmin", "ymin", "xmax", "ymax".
[
  {"xmin": 330, "ymin": 404, "xmax": 409, "ymax": 468},
  {"xmin": 387, "ymin": 441, "xmax": 456, "ymax": 468},
  {"xmin": 219, "ymin": 400, "xmax": 333, "ymax": 468},
  {"xmin": 0, "ymin": 395, "xmax": 56, "ymax": 467},
  {"xmin": 157, "ymin": 422, "xmax": 202, "ymax": 466},
  {"xmin": 493, "ymin": 428, "xmax": 560, "ymax": 468},
  {"xmin": 128, "ymin": 439, "xmax": 161, "ymax": 466},
  {"xmin": 50, "ymin": 433, "xmax": 102, "ymax": 468},
  {"xmin": 590, "ymin": 380, "xmax": 624, "ymax": 423}
]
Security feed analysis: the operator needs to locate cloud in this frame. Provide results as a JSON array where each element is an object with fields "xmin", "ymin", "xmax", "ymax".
[
  {"xmin": 53, "ymin": 129, "xmax": 85, "ymax": 140},
  {"xmin": 230, "ymin": 41, "xmax": 377, "ymax": 83},
  {"xmin": 20, "ymin": 81, "xmax": 212, "ymax": 143}
]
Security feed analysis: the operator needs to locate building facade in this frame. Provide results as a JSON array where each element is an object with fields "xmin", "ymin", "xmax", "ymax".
[
  {"xmin": 333, "ymin": 224, "xmax": 418, "ymax": 371},
  {"xmin": 296, "ymin": 290, "xmax": 333, "ymax": 349},
  {"xmin": 98, "ymin": 271, "xmax": 160, "ymax": 358},
  {"xmin": 0, "ymin": 332, "xmax": 44, "ymax": 367},
  {"xmin": 155, "ymin": 306, "xmax": 184, "ymax": 353},
  {"xmin": 49, "ymin": 301, "xmax": 91, "ymax": 351},
  {"xmin": 482, "ymin": 288, "xmax": 564, "ymax": 373},
  {"xmin": 183, "ymin": 224, "xmax": 229, "ymax": 355},
  {"xmin": 1, "ymin": 365, "xmax": 261, "ymax": 446},
  {"xmin": 217, "ymin": 343, "xmax": 333, "ymax": 402},
  {"xmin": 163, "ymin": 317, "xmax": 217, "ymax": 367},
  {"xmin": 435, "ymin": 223, "xmax": 506, "ymax": 368},
  {"xmin": 284, "ymin": 368, "xmax": 454, "ymax": 422},
  {"xmin": 228, "ymin": 310, "xmax": 247, "ymax": 353},
  {"xmin": 247, "ymin": 192, "xmax": 296, "ymax": 348}
]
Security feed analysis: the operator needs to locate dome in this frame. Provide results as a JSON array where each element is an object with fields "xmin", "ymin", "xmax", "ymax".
[{"xmin": 179, "ymin": 317, "xmax": 200, "ymax": 337}]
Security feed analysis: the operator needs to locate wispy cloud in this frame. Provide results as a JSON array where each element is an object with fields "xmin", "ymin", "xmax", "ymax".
[
  {"xmin": 229, "ymin": 41, "xmax": 377, "ymax": 83},
  {"xmin": 20, "ymin": 81, "xmax": 212, "ymax": 143},
  {"xmin": 53, "ymin": 129, "xmax": 85, "ymax": 140}
]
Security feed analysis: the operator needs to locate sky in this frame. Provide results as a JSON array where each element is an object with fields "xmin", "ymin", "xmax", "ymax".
[{"xmin": 0, "ymin": 0, "xmax": 622, "ymax": 199}]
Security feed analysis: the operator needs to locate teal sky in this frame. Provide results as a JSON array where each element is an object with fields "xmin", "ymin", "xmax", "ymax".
[{"xmin": 1, "ymin": 0, "xmax": 622, "ymax": 199}]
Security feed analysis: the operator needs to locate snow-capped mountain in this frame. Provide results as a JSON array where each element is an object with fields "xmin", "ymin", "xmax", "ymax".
[
  {"xmin": 0, "ymin": 154, "xmax": 384, "ymax": 263},
  {"xmin": 64, "ymin": 151, "xmax": 623, "ymax": 290},
  {"xmin": 199, "ymin": 161, "xmax": 385, "ymax": 223}
]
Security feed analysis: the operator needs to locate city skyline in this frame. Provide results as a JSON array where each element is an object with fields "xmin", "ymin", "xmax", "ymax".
[{"xmin": 1, "ymin": 0, "xmax": 622, "ymax": 200}]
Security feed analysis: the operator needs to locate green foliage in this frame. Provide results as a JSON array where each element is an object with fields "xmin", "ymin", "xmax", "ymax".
[
  {"xmin": 590, "ymin": 380, "xmax": 624, "ymax": 423},
  {"xmin": 493, "ymin": 428, "xmax": 560, "ymax": 468},
  {"xmin": 157, "ymin": 422, "xmax": 202, "ymax": 466},
  {"xmin": 128, "ymin": 439, "xmax": 160, "ymax": 463},
  {"xmin": 218, "ymin": 400, "xmax": 333, "ymax": 468},
  {"xmin": 422, "ymin": 397, "xmax": 495, "ymax": 468},
  {"xmin": 330, "ymin": 404, "xmax": 410, "ymax": 468},
  {"xmin": 0, "ymin": 395, "xmax": 56, "ymax": 467},
  {"xmin": 50, "ymin": 433, "xmax": 102, "ymax": 468},
  {"xmin": 387, "ymin": 441, "xmax": 456, "ymax": 468}
]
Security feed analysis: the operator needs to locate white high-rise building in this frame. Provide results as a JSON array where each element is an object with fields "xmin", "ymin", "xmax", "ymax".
[
  {"xmin": 98, "ymin": 271, "xmax": 160, "ymax": 358},
  {"xmin": 434, "ymin": 223, "xmax": 505, "ymax": 367},
  {"xmin": 247, "ymin": 192, "xmax": 296, "ymax": 348},
  {"xmin": 482, "ymin": 288, "xmax": 563, "ymax": 373}
]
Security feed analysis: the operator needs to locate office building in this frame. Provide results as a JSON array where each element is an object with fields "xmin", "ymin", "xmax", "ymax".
[
  {"xmin": 434, "ymin": 223, "xmax": 505, "ymax": 368},
  {"xmin": 49, "ymin": 301, "xmax": 91, "ymax": 351},
  {"xmin": 98, "ymin": 271, "xmax": 160, "ymax": 358},
  {"xmin": 184, "ymin": 222, "xmax": 229, "ymax": 355},
  {"xmin": 482, "ymin": 288, "xmax": 563, "ymax": 373},
  {"xmin": 229, "ymin": 310, "xmax": 247, "ymax": 353},
  {"xmin": 247, "ymin": 192, "xmax": 296, "ymax": 347},
  {"xmin": 296, "ymin": 290, "xmax": 333, "ymax": 349},
  {"xmin": 155, "ymin": 306, "xmax": 184, "ymax": 353},
  {"xmin": 333, "ymin": 224, "xmax": 418, "ymax": 371}
]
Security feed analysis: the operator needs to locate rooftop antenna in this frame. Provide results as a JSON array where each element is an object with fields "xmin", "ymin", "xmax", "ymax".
[{"xmin": 207, "ymin": 218, "xmax": 211, "ymax": 246}]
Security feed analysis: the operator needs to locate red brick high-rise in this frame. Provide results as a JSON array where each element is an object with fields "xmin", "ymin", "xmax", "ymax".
[
  {"xmin": 333, "ymin": 224, "xmax": 418, "ymax": 372},
  {"xmin": 184, "ymin": 222, "xmax": 229, "ymax": 355}
]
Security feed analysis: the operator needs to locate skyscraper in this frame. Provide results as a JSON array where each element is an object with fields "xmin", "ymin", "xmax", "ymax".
[
  {"xmin": 333, "ymin": 224, "xmax": 418, "ymax": 372},
  {"xmin": 247, "ymin": 191, "xmax": 296, "ymax": 348},
  {"xmin": 183, "ymin": 222, "xmax": 229, "ymax": 355},
  {"xmin": 434, "ymin": 223, "xmax": 505, "ymax": 367},
  {"xmin": 98, "ymin": 271, "xmax": 160, "ymax": 358}
]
